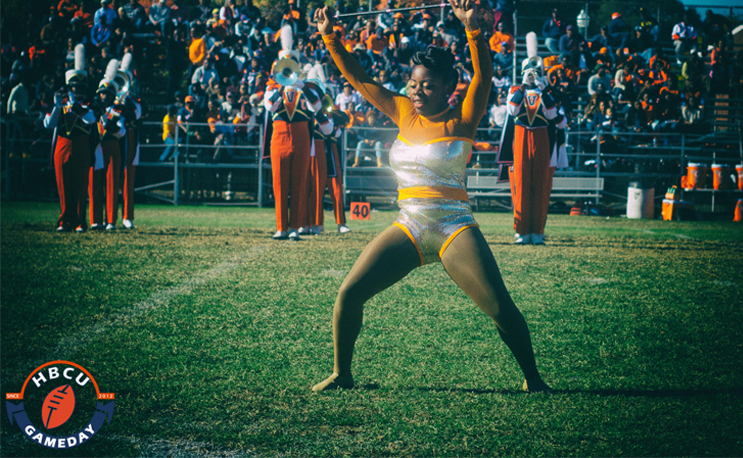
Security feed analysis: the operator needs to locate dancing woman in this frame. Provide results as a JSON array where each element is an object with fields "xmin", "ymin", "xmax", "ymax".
[{"xmin": 312, "ymin": 0, "xmax": 551, "ymax": 393}]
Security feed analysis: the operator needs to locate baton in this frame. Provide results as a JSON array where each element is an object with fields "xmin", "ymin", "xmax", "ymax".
[{"xmin": 334, "ymin": 3, "xmax": 450, "ymax": 19}]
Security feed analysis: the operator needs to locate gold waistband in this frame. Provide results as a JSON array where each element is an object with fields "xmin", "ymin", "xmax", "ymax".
[{"xmin": 398, "ymin": 186, "xmax": 469, "ymax": 202}]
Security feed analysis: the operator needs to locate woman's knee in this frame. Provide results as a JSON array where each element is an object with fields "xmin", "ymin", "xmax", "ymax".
[{"xmin": 335, "ymin": 277, "xmax": 370, "ymax": 311}]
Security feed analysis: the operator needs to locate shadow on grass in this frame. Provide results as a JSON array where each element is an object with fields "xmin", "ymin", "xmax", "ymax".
[{"xmin": 413, "ymin": 386, "xmax": 743, "ymax": 397}]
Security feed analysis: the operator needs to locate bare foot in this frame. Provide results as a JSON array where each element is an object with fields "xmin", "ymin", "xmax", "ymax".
[
  {"xmin": 522, "ymin": 377, "xmax": 553, "ymax": 393},
  {"xmin": 312, "ymin": 372, "xmax": 354, "ymax": 392}
]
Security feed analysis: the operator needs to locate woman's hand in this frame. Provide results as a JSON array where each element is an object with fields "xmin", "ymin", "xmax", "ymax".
[
  {"xmin": 448, "ymin": 0, "xmax": 478, "ymax": 32},
  {"xmin": 314, "ymin": 6, "xmax": 335, "ymax": 36}
]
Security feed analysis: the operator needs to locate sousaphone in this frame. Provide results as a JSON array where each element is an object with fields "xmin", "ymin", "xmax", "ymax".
[{"xmin": 272, "ymin": 57, "xmax": 300, "ymax": 86}]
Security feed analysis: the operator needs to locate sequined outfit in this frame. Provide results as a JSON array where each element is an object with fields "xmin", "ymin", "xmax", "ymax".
[
  {"xmin": 390, "ymin": 139, "xmax": 477, "ymax": 265},
  {"xmin": 323, "ymin": 26, "xmax": 493, "ymax": 265}
]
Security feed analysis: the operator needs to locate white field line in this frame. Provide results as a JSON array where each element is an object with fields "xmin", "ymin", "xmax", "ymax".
[
  {"xmin": 108, "ymin": 435, "xmax": 273, "ymax": 458},
  {"xmin": 7, "ymin": 244, "xmax": 271, "ymax": 380}
]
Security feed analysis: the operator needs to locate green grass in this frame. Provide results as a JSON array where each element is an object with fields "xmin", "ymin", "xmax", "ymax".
[{"xmin": 2, "ymin": 201, "xmax": 742, "ymax": 457}]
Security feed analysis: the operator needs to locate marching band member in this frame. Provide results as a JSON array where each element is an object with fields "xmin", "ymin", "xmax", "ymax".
[
  {"xmin": 327, "ymin": 107, "xmax": 351, "ymax": 233},
  {"xmin": 120, "ymin": 94, "xmax": 142, "ymax": 229},
  {"xmin": 91, "ymin": 76, "xmax": 126, "ymax": 231},
  {"xmin": 264, "ymin": 26, "xmax": 323, "ymax": 240},
  {"xmin": 504, "ymin": 34, "xmax": 557, "ymax": 245},
  {"xmin": 44, "ymin": 45, "xmax": 96, "ymax": 233},
  {"xmin": 312, "ymin": 0, "xmax": 551, "ymax": 393},
  {"xmin": 118, "ymin": 54, "xmax": 142, "ymax": 230},
  {"xmin": 307, "ymin": 94, "xmax": 335, "ymax": 235}
]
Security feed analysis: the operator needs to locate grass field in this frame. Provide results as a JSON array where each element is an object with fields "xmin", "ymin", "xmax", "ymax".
[{"xmin": 2, "ymin": 201, "xmax": 743, "ymax": 457}]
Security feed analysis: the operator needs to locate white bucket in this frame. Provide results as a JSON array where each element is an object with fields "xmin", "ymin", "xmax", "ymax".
[{"xmin": 627, "ymin": 186, "xmax": 655, "ymax": 219}]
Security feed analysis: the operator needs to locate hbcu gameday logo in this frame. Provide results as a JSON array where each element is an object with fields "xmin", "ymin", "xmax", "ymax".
[{"xmin": 5, "ymin": 361, "xmax": 114, "ymax": 449}]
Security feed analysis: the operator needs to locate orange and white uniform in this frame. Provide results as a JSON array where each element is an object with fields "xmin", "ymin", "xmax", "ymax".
[
  {"xmin": 264, "ymin": 79, "xmax": 322, "ymax": 232},
  {"xmin": 120, "ymin": 97, "xmax": 142, "ymax": 225},
  {"xmin": 90, "ymin": 103, "xmax": 126, "ymax": 227},
  {"xmin": 506, "ymin": 85, "xmax": 557, "ymax": 236},
  {"xmin": 308, "ymin": 109, "xmax": 334, "ymax": 228},
  {"xmin": 44, "ymin": 96, "xmax": 96, "ymax": 231},
  {"xmin": 324, "ymin": 28, "xmax": 492, "ymax": 265}
]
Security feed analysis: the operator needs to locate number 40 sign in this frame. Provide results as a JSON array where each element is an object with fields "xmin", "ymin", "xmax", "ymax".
[{"xmin": 350, "ymin": 202, "xmax": 371, "ymax": 220}]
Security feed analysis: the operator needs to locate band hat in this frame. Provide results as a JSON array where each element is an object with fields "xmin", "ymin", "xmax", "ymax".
[
  {"xmin": 96, "ymin": 79, "xmax": 119, "ymax": 95},
  {"xmin": 185, "ymin": 95, "xmax": 195, "ymax": 102},
  {"xmin": 401, "ymin": 36, "xmax": 410, "ymax": 44},
  {"xmin": 65, "ymin": 70, "xmax": 87, "ymax": 86},
  {"xmin": 612, "ymin": 12, "xmax": 621, "ymax": 19}
]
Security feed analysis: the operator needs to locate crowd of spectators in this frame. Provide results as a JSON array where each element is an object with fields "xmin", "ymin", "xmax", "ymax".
[{"xmin": 2, "ymin": 0, "xmax": 742, "ymax": 167}]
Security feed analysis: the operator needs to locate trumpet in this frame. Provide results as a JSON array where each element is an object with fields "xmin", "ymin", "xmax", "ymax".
[{"xmin": 272, "ymin": 57, "xmax": 300, "ymax": 86}]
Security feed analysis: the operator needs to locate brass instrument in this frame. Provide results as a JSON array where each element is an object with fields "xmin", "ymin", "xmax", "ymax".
[
  {"xmin": 322, "ymin": 94, "xmax": 334, "ymax": 113},
  {"xmin": 272, "ymin": 57, "xmax": 300, "ymax": 86}
]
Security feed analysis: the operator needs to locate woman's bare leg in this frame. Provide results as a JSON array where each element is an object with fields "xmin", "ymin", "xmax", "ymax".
[
  {"xmin": 440, "ymin": 227, "xmax": 551, "ymax": 392},
  {"xmin": 312, "ymin": 225, "xmax": 421, "ymax": 391}
]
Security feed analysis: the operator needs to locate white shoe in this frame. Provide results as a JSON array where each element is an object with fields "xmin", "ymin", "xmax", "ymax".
[
  {"xmin": 338, "ymin": 224, "xmax": 351, "ymax": 234},
  {"xmin": 531, "ymin": 233, "xmax": 545, "ymax": 245},
  {"xmin": 105, "ymin": 224, "xmax": 116, "ymax": 231},
  {"xmin": 288, "ymin": 230, "xmax": 301, "ymax": 241},
  {"xmin": 298, "ymin": 226, "xmax": 311, "ymax": 235},
  {"xmin": 75, "ymin": 225, "xmax": 86, "ymax": 233},
  {"xmin": 123, "ymin": 219, "xmax": 134, "ymax": 229},
  {"xmin": 515, "ymin": 233, "xmax": 531, "ymax": 244},
  {"xmin": 312, "ymin": 225, "xmax": 324, "ymax": 235},
  {"xmin": 90, "ymin": 224, "xmax": 104, "ymax": 231},
  {"xmin": 272, "ymin": 230, "xmax": 288, "ymax": 240}
]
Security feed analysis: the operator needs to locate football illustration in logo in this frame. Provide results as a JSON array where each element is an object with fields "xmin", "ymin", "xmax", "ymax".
[{"xmin": 42, "ymin": 384, "xmax": 76, "ymax": 429}]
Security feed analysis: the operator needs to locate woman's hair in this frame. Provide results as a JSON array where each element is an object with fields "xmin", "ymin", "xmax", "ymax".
[{"xmin": 411, "ymin": 46, "xmax": 458, "ymax": 89}]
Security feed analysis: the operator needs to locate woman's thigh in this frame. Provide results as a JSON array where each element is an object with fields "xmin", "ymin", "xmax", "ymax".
[
  {"xmin": 440, "ymin": 226, "xmax": 513, "ymax": 318},
  {"xmin": 338, "ymin": 225, "xmax": 421, "ymax": 305}
]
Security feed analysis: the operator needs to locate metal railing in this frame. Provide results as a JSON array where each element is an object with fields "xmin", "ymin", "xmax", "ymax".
[{"xmin": 4, "ymin": 117, "xmax": 742, "ymax": 209}]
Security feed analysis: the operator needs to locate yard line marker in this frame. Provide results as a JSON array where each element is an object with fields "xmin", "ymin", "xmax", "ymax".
[
  {"xmin": 8, "ymin": 245, "xmax": 271, "ymax": 379},
  {"xmin": 108, "ymin": 435, "xmax": 258, "ymax": 457}
]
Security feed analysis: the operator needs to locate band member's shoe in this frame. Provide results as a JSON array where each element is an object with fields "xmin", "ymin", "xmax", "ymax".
[
  {"xmin": 288, "ymin": 230, "xmax": 301, "ymax": 241},
  {"xmin": 123, "ymin": 219, "xmax": 135, "ymax": 229},
  {"xmin": 531, "ymin": 234, "xmax": 545, "ymax": 245},
  {"xmin": 338, "ymin": 224, "xmax": 351, "ymax": 234},
  {"xmin": 90, "ymin": 224, "xmax": 104, "ymax": 231},
  {"xmin": 298, "ymin": 226, "xmax": 311, "ymax": 235},
  {"xmin": 272, "ymin": 231, "xmax": 288, "ymax": 240},
  {"xmin": 75, "ymin": 225, "xmax": 86, "ymax": 233},
  {"xmin": 105, "ymin": 224, "xmax": 116, "ymax": 231},
  {"xmin": 312, "ymin": 372, "xmax": 354, "ymax": 392},
  {"xmin": 514, "ymin": 233, "xmax": 531, "ymax": 244},
  {"xmin": 56, "ymin": 225, "xmax": 70, "ymax": 233},
  {"xmin": 311, "ymin": 225, "xmax": 324, "ymax": 235}
]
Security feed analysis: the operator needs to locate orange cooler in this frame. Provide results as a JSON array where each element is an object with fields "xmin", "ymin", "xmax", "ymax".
[
  {"xmin": 711, "ymin": 164, "xmax": 730, "ymax": 190},
  {"xmin": 684, "ymin": 163, "xmax": 707, "ymax": 190}
]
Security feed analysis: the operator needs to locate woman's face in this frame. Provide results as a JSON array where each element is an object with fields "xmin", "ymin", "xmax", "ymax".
[{"xmin": 408, "ymin": 65, "xmax": 452, "ymax": 117}]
